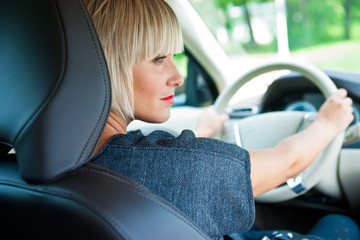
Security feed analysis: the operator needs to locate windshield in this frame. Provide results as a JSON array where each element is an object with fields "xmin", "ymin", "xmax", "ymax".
[{"xmin": 189, "ymin": 0, "xmax": 360, "ymax": 72}]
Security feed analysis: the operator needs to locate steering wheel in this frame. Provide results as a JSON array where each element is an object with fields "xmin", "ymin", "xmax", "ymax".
[{"xmin": 214, "ymin": 60, "xmax": 345, "ymax": 203}]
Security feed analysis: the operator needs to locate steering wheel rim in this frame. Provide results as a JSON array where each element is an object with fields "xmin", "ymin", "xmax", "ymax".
[{"xmin": 214, "ymin": 60, "xmax": 344, "ymax": 203}]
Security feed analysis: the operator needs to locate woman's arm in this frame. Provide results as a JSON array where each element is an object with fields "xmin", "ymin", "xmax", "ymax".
[{"xmin": 250, "ymin": 88, "xmax": 354, "ymax": 197}]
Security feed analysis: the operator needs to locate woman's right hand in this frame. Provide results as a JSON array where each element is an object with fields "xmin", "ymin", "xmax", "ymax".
[
  {"xmin": 315, "ymin": 88, "xmax": 354, "ymax": 135},
  {"xmin": 249, "ymin": 88, "xmax": 354, "ymax": 197}
]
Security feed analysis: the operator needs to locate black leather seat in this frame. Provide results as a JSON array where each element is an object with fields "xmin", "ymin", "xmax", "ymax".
[{"xmin": 0, "ymin": 0, "xmax": 210, "ymax": 239}]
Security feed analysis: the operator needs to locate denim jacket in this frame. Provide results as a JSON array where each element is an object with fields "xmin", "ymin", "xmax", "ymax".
[{"xmin": 91, "ymin": 130, "xmax": 255, "ymax": 239}]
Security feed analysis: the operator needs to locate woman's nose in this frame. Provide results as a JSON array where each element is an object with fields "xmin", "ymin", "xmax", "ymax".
[{"xmin": 167, "ymin": 62, "xmax": 184, "ymax": 87}]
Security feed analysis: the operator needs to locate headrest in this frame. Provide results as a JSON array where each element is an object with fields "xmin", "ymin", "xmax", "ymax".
[{"xmin": 0, "ymin": 0, "xmax": 111, "ymax": 182}]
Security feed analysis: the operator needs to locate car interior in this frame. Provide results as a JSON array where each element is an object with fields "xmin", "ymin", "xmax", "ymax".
[
  {"xmin": 0, "ymin": 0, "xmax": 211, "ymax": 239},
  {"xmin": 1, "ymin": 0, "xmax": 360, "ymax": 239}
]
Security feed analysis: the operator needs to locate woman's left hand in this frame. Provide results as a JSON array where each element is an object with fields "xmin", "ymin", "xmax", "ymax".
[{"xmin": 194, "ymin": 106, "xmax": 229, "ymax": 138}]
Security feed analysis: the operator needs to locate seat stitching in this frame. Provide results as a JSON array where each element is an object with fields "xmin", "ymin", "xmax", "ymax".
[{"xmin": 73, "ymin": 0, "xmax": 110, "ymax": 166}]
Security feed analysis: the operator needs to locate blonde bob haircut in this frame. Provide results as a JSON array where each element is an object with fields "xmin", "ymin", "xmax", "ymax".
[{"xmin": 83, "ymin": 0, "xmax": 184, "ymax": 122}]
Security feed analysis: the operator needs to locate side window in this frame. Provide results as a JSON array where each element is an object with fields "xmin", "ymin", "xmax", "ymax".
[{"xmin": 174, "ymin": 49, "xmax": 218, "ymax": 107}]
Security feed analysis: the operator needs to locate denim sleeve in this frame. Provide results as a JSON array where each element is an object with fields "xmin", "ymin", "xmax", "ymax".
[{"xmin": 91, "ymin": 130, "xmax": 255, "ymax": 240}]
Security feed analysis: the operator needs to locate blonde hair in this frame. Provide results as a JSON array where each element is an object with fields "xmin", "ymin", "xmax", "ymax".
[{"xmin": 83, "ymin": 0, "xmax": 183, "ymax": 122}]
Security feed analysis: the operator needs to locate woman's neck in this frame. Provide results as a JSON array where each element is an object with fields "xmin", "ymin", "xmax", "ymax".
[
  {"xmin": 107, "ymin": 111, "xmax": 128, "ymax": 134},
  {"xmin": 93, "ymin": 111, "xmax": 128, "ymax": 155}
]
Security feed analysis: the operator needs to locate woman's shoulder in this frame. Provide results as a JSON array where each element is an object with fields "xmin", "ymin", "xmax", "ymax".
[{"xmin": 102, "ymin": 129, "xmax": 249, "ymax": 162}]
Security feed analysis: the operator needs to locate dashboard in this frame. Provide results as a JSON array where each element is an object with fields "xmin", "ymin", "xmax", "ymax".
[
  {"xmin": 260, "ymin": 70, "xmax": 360, "ymax": 126},
  {"xmin": 263, "ymin": 90, "xmax": 360, "ymax": 125}
]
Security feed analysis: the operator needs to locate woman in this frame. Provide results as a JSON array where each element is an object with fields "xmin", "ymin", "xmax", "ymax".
[{"xmin": 84, "ymin": 0, "xmax": 358, "ymax": 239}]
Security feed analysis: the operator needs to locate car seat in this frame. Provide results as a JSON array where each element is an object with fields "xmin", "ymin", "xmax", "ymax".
[{"xmin": 0, "ymin": 0, "xmax": 210, "ymax": 239}]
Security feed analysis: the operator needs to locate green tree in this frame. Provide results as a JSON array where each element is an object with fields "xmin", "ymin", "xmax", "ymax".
[
  {"xmin": 344, "ymin": 0, "xmax": 352, "ymax": 39},
  {"xmin": 215, "ymin": 0, "xmax": 272, "ymax": 46},
  {"xmin": 286, "ymin": 0, "xmax": 345, "ymax": 49},
  {"xmin": 347, "ymin": 0, "xmax": 360, "ymax": 39},
  {"xmin": 341, "ymin": 0, "xmax": 360, "ymax": 39},
  {"xmin": 286, "ymin": 0, "xmax": 360, "ymax": 49}
]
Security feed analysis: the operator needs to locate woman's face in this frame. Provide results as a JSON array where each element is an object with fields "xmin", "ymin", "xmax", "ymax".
[{"xmin": 132, "ymin": 54, "xmax": 183, "ymax": 123}]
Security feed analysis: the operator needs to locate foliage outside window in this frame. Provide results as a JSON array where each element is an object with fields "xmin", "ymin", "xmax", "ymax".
[{"xmin": 189, "ymin": 0, "xmax": 360, "ymax": 71}]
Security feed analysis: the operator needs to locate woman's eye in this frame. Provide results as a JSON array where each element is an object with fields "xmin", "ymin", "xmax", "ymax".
[{"xmin": 153, "ymin": 56, "xmax": 166, "ymax": 64}]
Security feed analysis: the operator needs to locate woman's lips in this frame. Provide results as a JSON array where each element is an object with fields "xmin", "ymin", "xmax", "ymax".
[{"xmin": 161, "ymin": 95, "xmax": 175, "ymax": 104}]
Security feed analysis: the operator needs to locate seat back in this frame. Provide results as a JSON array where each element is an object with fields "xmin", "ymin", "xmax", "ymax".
[
  {"xmin": 0, "ymin": 0, "xmax": 210, "ymax": 239},
  {"xmin": 0, "ymin": 0, "xmax": 110, "ymax": 182}
]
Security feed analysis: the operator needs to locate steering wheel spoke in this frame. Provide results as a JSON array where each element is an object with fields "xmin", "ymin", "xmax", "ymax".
[
  {"xmin": 286, "ymin": 112, "xmax": 315, "ymax": 194},
  {"xmin": 286, "ymin": 173, "xmax": 306, "ymax": 194}
]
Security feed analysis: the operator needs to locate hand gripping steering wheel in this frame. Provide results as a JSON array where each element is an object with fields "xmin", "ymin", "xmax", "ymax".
[{"xmin": 214, "ymin": 60, "xmax": 344, "ymax": 203}]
